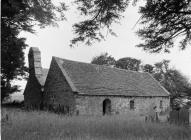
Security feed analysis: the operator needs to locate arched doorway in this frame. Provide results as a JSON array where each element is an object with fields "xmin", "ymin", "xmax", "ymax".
[{"xmin": 103, "ymin": 99, "xmax": 111, "ymax": 115}]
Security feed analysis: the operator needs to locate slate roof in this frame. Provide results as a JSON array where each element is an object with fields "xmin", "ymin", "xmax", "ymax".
[{"xmin": 54, "ymin": 57, "xmax": 169, "ymax": 97}]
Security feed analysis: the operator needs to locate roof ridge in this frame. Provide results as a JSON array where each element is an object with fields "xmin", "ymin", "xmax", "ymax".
[{"xmin": 52, "ymin": 56, "xmax": 145, "ymax": 75}]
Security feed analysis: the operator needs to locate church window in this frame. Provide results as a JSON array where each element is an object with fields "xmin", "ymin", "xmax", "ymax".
[
  {"xmin": 130, "ymin": 100, "xmax": 135, "ymax": 110},
  {"xmin": 160, "ymin": 100, "xmax": 163, "ymax": 109}
]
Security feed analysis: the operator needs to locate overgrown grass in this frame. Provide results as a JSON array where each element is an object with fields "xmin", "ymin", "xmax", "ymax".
[{"xmin": 1, "ymin": 107, "xmax": 191, "ymax": 140}]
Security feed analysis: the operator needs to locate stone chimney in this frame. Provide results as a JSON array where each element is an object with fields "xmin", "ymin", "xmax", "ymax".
[{"xmin": 28, "ymin": 47, "xmax": 42, "ymax": 78}]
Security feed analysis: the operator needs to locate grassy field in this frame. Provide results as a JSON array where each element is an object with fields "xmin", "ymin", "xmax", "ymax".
[{"xmin": 1, "ymin": 107, "xmax": 191, "ymax": 140}]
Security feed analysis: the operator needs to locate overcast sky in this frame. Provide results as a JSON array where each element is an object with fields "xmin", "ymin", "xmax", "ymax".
[{"xmin": 14, "ymin": 1, "xmax": 191, "ymax": 100}]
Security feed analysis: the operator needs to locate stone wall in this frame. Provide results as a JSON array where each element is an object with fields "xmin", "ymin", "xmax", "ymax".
[
  {"xmin": 43, "ymin": 58, "xmax": 75, "ymax": 114},
  {"xmin": 24, "ymin": 76, "xmax": 42, "ymax": 109},
  {"xmin": 75, "ymin": 95, "xmax": 170, "ymax": 117}
]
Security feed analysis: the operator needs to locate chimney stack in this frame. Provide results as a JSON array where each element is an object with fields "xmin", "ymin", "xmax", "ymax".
[{"xmin": 28, "ymin": 47, "xmax": 42, "ymax": 78}]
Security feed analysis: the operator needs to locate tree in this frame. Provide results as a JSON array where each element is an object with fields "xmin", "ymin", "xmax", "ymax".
[
  {"xmin": 162, "ymin": 69, "xmax": 191, "ymax": 108},
  {"xmin": 91, "ymin": 53, "xmax": 116, "ymax": 66},
  {"xmin": 153, "ymin": 60, "xmax": 191, "ymax": 107},
  {"xmin": 137, "ymin": 0, "xmax": 191, "ymax": 53},
  {"xmin": 70, "ymin": 0, "xmax": 191, "ymax": 52},
  {"xmin": 1, "ymin": 0, "xmax": 66, "ymax": 101},
  {"xmin": 71, "ymin": 0, "xmax": 129, "ymax": 46},
  {"xmin": 142, "ymin": 64, "xmax": 154, "ymax": 73},
  {"xmin": 116, "ymin": 57, "xmax": 141, "ymax": 71},
  {"xmin": 1, "ymin": 22, "xmax": 27, "ymax": 101},
  {"xmin": 153, "ymin": 60, "xmax": 170, "ymax": 81}
]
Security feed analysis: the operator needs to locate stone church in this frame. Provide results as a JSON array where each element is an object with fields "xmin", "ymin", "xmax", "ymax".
[{"xmin": 24, "ymin": 47, "xmax": 170, "ymax": 117}]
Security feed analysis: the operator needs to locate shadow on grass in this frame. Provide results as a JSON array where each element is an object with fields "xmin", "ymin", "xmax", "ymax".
[{"xmin": 1, "ymin": 100, "xmax": 24, "ymax": 109}]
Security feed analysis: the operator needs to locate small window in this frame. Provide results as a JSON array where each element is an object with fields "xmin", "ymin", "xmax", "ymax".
[
  {"xmin": 160, "ymin": 100, "xmax": 163, "ymax": 109},
  {"xmin": 130, "ymin": 100, "xmax": 135, "ymax": 110},
  {"xmin": 103, "ymin": 99, "xmax": 111, "ymax": 115}
]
